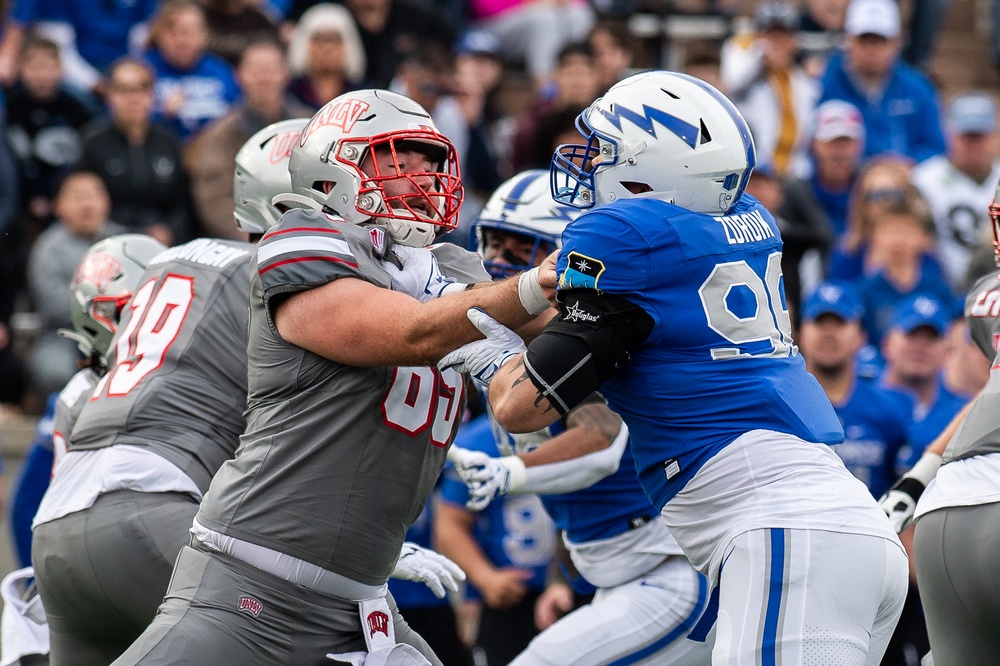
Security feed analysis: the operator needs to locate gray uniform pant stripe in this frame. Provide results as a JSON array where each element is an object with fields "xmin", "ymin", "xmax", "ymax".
[{"xmin": 914, "ymin": 503, "xmax": 1000, "ymax": 665}]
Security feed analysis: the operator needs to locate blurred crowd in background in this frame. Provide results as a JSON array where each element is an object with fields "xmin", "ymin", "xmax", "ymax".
[
  {"xmin": 0, "ymin": 0, "xmax": 997, "ymax": 663},
  {"xmin": 0, "ymin": 0, "xmax": 995, "ymax": 411}
]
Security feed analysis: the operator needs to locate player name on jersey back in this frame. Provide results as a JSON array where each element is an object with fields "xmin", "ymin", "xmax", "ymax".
[
  {"xmin": 149, "ymin": 238, "xmax": 250, "ymax": 269},
  {"xmin": 713, "ymin": 210, "xmax": 776, "ymax": 246}
]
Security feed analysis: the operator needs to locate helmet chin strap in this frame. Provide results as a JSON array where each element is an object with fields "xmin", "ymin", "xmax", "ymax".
[
  {"xmin": 386, "ymin": 215, "xmax": 437, "ymax": 247},
  {"xmin": 271, "ymin": 193, "xmax": 324, "ymax": 212},
  {"xmin": 57, "ymin": 328, "xmax": 98, "ymax": 359}
]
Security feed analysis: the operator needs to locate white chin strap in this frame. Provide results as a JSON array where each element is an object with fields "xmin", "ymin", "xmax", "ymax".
[
  {"xmin": 271, "ymin": 192, "xmax": 324, "ymax": 212},
  {"xmin": 386, "ymin": 217, "xmax": 437, "ymax": 248}
]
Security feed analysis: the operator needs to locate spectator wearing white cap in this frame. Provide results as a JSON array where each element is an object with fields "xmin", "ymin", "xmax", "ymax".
[
  {"xmin": 723, "ymin": 1, "xmax": 820, "ymax": 179},
  {"xmin": 912, "ymin": 93, "xmax": 1000, "ymax": 290},
  {"xmin": 808, "ymin": 99, "xmax": 866, "ymax": 238},
  {"xmin": 819, "ymin": 0, "xmax": 946, "ymax": 164}
]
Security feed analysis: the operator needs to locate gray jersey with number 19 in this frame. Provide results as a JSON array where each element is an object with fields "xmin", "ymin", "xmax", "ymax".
[{"xmin": 70, "ymin": 238, "xmax": 254, "ymax": 493}]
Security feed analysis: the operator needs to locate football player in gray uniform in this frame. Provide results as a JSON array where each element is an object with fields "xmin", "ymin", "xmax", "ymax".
[
  {"xmin": 115, "ymin": 90, "xmax": 557, "ymax": 666},
  {"xmin": 55, "ymin": 234, "xmax": 168, "ymax": 472},
  {"xmin": 879, "ymin": 180, "xmax": 1000, "ymax": 664},
  {"xmin": 0, "ymin": 233, "xmax": 164, "ymax": 665},
  {"xmin": 32, "ymin": 120, "xmax": 301, "ymax": 666}
]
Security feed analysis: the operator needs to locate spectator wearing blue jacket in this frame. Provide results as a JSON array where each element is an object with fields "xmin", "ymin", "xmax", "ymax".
[
  {"xmin": 144, "ymin": 2, "xmax": 239, "ymax": 142},
  {"xmin": 819, "ymin": 0, "xmax": 946, "ymax": 164}
]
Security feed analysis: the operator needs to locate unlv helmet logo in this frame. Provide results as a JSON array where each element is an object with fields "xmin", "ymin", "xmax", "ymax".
[
  {"xmin": 366, "ymin": 610, "xmax": 389, "ymax": 638},
  {"xmin": 268, "ymin": 129, "xmax": 301, "ymax": 164},
  {"xmin": 73, "ymin": 251, "xmax": 122, "ymax": 292},
  {"xmin": 300, "ymin": 99, "xmax": 372, "ymax": 145},
  {"xmin": 238, "ymin": 595, "xmax": 263, "ymax": 617}
]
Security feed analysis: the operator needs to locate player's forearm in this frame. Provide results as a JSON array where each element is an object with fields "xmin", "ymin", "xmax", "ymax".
[
  {"xmin": 520, "ymin": 402, "xmax": 623, "ymax": 467},
  {"xmin": 519, "ymin": 423, "xmax": 628, "ymax": 495},
  {"xmin": 401, "ymin": 278, "xmax": 539, "ymax": 364},
  {"xmin": 490, "ymin": 356, "xmax": 562, "ymax": 433},
  {"xmin": 276, "ymin": 277, "xmax": 536, "ymax": 367}
]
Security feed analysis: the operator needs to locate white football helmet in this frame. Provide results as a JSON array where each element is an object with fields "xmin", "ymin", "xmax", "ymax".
[
  {"xmin": 551, "ymin": 70, "xmax": 757, "ymax": 215},
  {"xmin": 474, "ymin": 170, "xmax": 580, "ymax": 279},
  {"xmin": 62, "ymin": 234, "xmax": 166, "ymax": 367},
  {"xmin": 286, "ymin": 89, "xmax": 463, "ymax": 247},
  {"xmin": 234, "ymin": 118, "xmax": 309, "ymax": 234}
]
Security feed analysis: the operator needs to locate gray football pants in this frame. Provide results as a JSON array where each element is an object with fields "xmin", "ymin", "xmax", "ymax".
[
  {"xmin": 32, "ymin": 489, "xmax": 199, "ymax": 666},
  {"xmin": 111, "ymin": 543, "xmax": 441, "ymax": 666},
  {"xmin": 914, "ymin": 501, "xmax": 1000, "ymax": 666}
]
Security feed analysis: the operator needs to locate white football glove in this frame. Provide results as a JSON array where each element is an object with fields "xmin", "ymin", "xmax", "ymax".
[
  {"xmin": 438, "ymin": 309, "xmax": 526, "ymax": 389},
  {"xmin": 447, "ymin": 445, "xmax": 527, "ymax": 511},
  {"xmin": 384, "ymin": 245, "xmax": 463, "ymax": 302},
  {"xmin": 878, "ymin": 452, "xmax": 942, "ymax": 533},
  {"xmin": 390, "ymin": 542, "xmax": 465, "ymax": 599}
]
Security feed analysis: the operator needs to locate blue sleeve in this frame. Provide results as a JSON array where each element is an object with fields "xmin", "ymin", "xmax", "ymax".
[
  {"xmin": 9, "ymin": 444, "xmax": 54, "ymax": 568},
  {"xmin": 439, "ymin": 468, "xmax": 470, "ymax": 506},
  {"xmin": 556, "ymin": 210, "xmax": 652, "ymax": 298}
]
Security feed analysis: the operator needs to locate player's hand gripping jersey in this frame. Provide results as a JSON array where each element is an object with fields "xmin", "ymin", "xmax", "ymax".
[
  {"xmin": 548, "ymin": 195, "xmax": 844, "ymax": 511},
  {"xmin": 69, "ymin": 238, "xmax": 254, "ymax": 494},
  {"xmin": 197, "ymin": 209, "xmax": 490, "ymax": 587}
]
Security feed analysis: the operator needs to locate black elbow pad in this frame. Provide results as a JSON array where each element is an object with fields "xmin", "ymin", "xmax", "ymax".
[{"xmin": 522, "ymin": 290, "xmax": 654, "ymax": 415}]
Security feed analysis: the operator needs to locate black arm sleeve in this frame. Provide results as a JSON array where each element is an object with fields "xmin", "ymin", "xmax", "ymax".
[{"xmin": 521, "ymin": 289, "xmax": 655, "ymax": 415}]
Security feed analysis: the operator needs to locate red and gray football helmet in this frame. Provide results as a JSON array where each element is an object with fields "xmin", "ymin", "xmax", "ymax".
[
  {"xmin": 63, "ymin": 234, "xmax": 166, "ymax": 367},
  {"xmin": 286, "ymin": 89, "xmax": 463, "ymax": 247}
]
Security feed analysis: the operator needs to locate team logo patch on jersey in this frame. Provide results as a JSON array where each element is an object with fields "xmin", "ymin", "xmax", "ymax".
[
  {"xmin": 559, "ymin": 252, "xmax": 605, "ymax": 291},
  {"xmin": 366, "ymin": 610, "xmax": 390, "ymax": 638},
  {"xmin": 370, "ymin": 227, "xmax": 386, "ymax": 254},
  {"xmin": 238, "ymin": 595, "xmax": 263, "ymax": 617}
]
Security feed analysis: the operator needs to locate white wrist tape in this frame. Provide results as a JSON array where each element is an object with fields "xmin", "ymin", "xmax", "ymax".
[
  {"xmin": 517, "ymin": 267, "xmax": 549, "ymax": 316},
  {"xmin": 907, "ymin": 452, "xmax": 942, "ymax": 486},
  {"xmin": 441, "ymin": 282, "xmax": 469, "ymax": 296},
  {"xmin": 501, "ymin": 455, "xmax": 528, "ymax": 494}
]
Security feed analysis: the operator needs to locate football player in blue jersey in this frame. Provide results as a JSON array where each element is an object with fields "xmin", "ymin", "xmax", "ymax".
[
  {"xmin": 447, "ymin": 170, "xmax": 713, "ymax": 665},
  {"xmin": 440, "ymin": 70, "xmax": 908, "ymax": 665}
]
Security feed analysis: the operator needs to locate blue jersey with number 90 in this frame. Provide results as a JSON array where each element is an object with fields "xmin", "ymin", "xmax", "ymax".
[{"xmin": 555, "ymin": 195, "xmax": 843, "ymax": 511}]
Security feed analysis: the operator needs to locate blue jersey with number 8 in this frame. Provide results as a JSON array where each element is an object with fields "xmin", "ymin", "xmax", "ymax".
[{"xmin": 555, "ymin": 195, "xmax": 843, "ymax": 511}]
